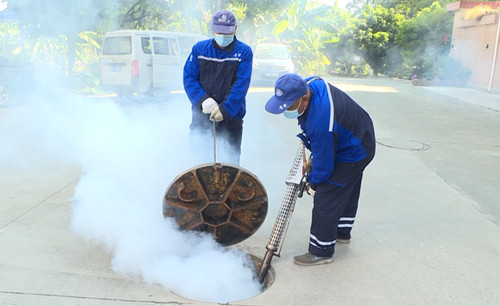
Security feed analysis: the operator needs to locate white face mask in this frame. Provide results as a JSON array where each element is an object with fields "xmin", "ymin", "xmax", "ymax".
[
  {"xmin": 214, "ymin": 34, "xmax": 234, "ymax": 47},
  {"xmin": 283, "ymin": 98, "xmax": 305, "ymax": 119}
]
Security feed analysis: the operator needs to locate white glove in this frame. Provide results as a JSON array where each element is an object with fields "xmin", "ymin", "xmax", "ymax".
[
  {"xmin": 306, "ymin": 183, "xmax": 316, "ymax": 197},
  {"xmin": 202, "ymin": 98, "xmax": 218, "ymax": 114},
  {"xmin": 210, "ymin": 106, "xmax": 224, "ymax": 122}
]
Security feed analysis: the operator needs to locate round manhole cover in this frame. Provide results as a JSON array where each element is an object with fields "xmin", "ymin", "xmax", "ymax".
[{"xmin": 163, "ymin": 163, "xmax": 268, "ymax": 246}]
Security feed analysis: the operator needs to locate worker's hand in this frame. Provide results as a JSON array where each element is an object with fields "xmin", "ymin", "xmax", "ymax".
[
  {"xmin": 202, "ymin": 98, "xmax": 218, "ymax": 114},
  {"xmin": 306, "ymin": 182, "xmax": 316, "ymax": 197},
  {"xmin": 305, "ymin": 157, "xmax": 313, "ymax": 173},
  {"xmin": 210, "ymin": 106, "xmax": 224, "ymax": 122}
]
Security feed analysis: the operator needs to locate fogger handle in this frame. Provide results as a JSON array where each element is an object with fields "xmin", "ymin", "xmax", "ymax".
[{"xmin": 297, "ymin": 173, "xmax": 309, "ymax": 198}]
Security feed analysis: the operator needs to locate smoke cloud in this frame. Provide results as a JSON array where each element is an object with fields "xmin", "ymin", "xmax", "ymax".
[
  {"xmin": 0, "ymin": 1, "xmax": 295, "ymax": 302},
  {"xmin": 0, "ymin": 86, "xmax": 262, "ymax": 302}
]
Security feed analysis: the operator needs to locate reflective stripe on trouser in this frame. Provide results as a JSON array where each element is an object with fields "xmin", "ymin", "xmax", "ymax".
[{"xmin": 308, "ymin": 162, "xmax": 365, "ymax": 257}]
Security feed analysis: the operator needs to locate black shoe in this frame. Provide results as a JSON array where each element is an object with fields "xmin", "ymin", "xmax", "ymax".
[{"xmin": 293, "ymin": 252, "xmax": 333, "ymax": 266}]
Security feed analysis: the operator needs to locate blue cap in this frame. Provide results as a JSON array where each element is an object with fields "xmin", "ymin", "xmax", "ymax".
[
  {"xmin": 265, "ymin": 73, "xmax": 307, "ymax": 114},
  {"xmin": 212, "ymin": 10, "xmax": 236, "ymax": 34}
]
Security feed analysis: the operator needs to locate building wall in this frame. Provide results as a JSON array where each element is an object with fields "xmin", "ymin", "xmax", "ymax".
[{"xmin": 448, "ymin": 2, "xmax": 500, "ymax": 91}]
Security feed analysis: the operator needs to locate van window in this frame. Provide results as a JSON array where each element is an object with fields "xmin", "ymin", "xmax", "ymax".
[
  {"xmin": 141, "ymin": 37, "xmax": 152, "ymax": 54},
  {"xmin": 168, "ymin": 38, "xmax": 178, "ymax": 56},
  {"xmin": 102, "ymin": 36, "xmax": 132, "ymax": 55},
  {"xmin": 153, "ymin": 37, "xmax": 171, "ymax": 55}
]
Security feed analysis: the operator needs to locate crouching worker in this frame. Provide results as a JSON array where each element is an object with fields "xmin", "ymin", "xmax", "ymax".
[{"xmin": 265, "ymin": 73, "xmax": 376, "ymax": 266}]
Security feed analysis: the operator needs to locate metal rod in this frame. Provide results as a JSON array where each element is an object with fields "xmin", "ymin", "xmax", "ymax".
[{"xmin": 213, "ymin": 120, "xmax": 217, "ymax": 164}]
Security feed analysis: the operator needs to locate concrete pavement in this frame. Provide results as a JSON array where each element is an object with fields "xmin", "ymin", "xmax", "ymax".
[{"xmin": 0, "ymin": 77, "xmax": 499, "ymax": 305}]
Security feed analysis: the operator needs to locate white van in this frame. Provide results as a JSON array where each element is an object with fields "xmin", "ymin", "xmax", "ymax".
[{"xmin": 99, "ymin": 30, "xmax": 207, "ymax": 97}]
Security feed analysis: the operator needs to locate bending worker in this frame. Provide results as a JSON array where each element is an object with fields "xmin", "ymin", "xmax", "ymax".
[
  {"xmin": 183, "ymin": 10, "xmax": 253, "ymax": 164},
  {"xmin": 265, "ymin": 73, "xmax": 376, "ymax": 266}
]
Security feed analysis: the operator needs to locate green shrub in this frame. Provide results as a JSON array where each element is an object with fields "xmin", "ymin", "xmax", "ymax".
[{"xmin": 436, "ymin": 56, "xmax": 471, "ymax": 83}]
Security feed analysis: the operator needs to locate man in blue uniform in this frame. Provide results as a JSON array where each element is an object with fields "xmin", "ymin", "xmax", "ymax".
[
  {"xmin": 183, "ymin": 10, "xmax": 253, "ymax": 164},
  {"xmin": 265, "ymin": 73, "xmax": 376, "ymax": 266}
]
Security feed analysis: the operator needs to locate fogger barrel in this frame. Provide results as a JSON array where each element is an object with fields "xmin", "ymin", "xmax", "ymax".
[
  {"xmin": 258, "ymin": 142, "xmax": 306, "ymax": 283},
  {"xmin": 163, "ymin": 163, "xmax": 268, "ymax": 246}
]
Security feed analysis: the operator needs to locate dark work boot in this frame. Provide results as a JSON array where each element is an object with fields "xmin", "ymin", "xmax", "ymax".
[{"xmin": 293, "ymin": 252, "xmax": 333, "ymax": 266}]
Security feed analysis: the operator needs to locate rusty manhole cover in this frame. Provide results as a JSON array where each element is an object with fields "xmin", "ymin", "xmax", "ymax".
[{"xmin": 163, "ymin": 163, "xmax": 268, "ymax": 246}]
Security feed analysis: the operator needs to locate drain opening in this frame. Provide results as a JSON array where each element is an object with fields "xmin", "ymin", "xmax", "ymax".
[
  {"xmin": 251, "ymin": 253, "xmax": 275, "ymax": 291},
  {"xmin": 168, "ymin": 253, "xmax": 275, "ymax": 303},
  {"xmin": 377, "ymin": 138, "xmax": 430, "ymax": 151}
]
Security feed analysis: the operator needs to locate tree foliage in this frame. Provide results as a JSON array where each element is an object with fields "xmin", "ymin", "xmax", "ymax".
[
  {"xmin": 395, "ymin": 1, "xmax": 453, "ymax": 78},
  {"xmin": 351, "ymin": 5, "xmax": 404, "ymax": 76},
  {"xmin": 119, "ymin": 0, "xmax": 173, "ymax": 30},
  {"xmin": 348, "ymin": 0, "xmax": 455, "ymax": 17},
  {"xmin": 1, "ymin": 0, "xmax": 470, "ymax": 88},
  {"xmin": 8, "ymin": 0, "xmax": 112, "ymax": 72}
]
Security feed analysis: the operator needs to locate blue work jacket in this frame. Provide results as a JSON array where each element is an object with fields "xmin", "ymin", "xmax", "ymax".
[
  {"xmin": 183, "ymin": 38, "xmax": 253, "ymax": 121},
  {"xmin": 299, "ymin": 77, "xmax": 375, "ymax": 187}
]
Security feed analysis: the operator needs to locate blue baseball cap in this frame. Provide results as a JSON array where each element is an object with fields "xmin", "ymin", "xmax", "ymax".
[
  {"xmin": 265, "ymin": 73, "xmax": 307, "ymax": 114},
  {"xmin": 212, "ymin": 10, "xmax": 236, "ymax": 34}
]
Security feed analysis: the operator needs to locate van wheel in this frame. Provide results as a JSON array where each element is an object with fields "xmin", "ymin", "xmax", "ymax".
[
  {"xmin": 117, "ymin": 88, "xmax": 134, "ymax": 102},
  {"xmin": 139, "ymin": 85, "xmax": 157, "ymax": 103},
  {"xmin": 153, "ymin": 88, "xmax": 174, "ymax": 101},
  {"xmin": 0, "ymin": 85, "xmax": 9, "ymax": 106},
  {"xmin": 144, "ymin": 84, "xmax": 155, "ymax": 97}
]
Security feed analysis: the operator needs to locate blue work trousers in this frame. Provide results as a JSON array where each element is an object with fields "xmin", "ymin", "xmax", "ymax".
[{"xmin": 308, "ymin": 155, "xmax": 373, "ymax": 257}]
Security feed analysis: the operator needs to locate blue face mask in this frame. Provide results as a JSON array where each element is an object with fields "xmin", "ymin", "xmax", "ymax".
[
  {"xmin": 214, "ymin": 34, "xmax": 234, "ymax": 47},
  {"xmin": 283, "ymin": 98, "xmax": 305, "ymax": 119},
  {"xmin": 283, "ymin": 109, "xmax": 300, "ymax": 119}
]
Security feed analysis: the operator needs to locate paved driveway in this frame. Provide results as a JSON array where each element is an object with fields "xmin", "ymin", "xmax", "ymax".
[{"xmin": 0, "ymin": 77, "xmax": 499, "ymax": 305}]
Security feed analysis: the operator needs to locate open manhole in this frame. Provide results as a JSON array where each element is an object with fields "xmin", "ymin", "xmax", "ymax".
[
  {"xmin": 251, "ymin": 253, "xmax": 275, "ymax": 290},
  {"xmin": 377, "ymin": 138, "xmax": 430, "ymax": 151},
  {"xmin": 168, "ymin": 253, "xmax": 275, "ymax": 303}
]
